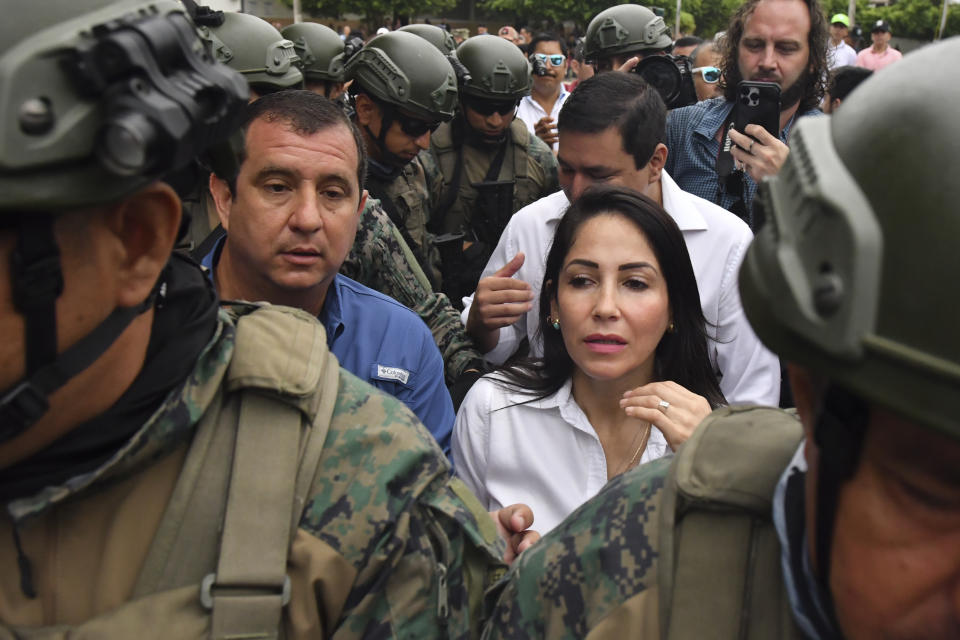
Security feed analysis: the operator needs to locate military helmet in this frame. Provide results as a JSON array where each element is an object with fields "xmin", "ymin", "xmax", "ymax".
[
  {"xmin": 398, "ymin": 23, "xmax": 458, "ymax": 57},
  {"xmin": 0, "ymin": 0, "xmax": 248, "ymax": 212},
  {"xmin": 739, "ymin": 37, "xmax": 960, "ymax": 438},
  {"xmin": 583, "ymin": 5, "xmax": 673, "ymax": 63},
  {"xmin": 281, "ymin": 21, "xmax": 345, "ymax": 83},
  {"xmin": 200, "ymin": 12, "xmax": 302, "ymax": 93},
  {"xmin": 457, "ymin": 34, "xmax": 532, "ymax": 100},
  {"xmin": 345, "ymin": 30, "xmax": 458, "ymax": 121}
]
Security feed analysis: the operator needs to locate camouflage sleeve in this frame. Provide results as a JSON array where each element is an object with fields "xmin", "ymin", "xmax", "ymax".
[
  {"xmin": 300, "ymin": 369, "xmax": 506, "ymax": 639},
  {"xmin": 527, "ymin": 134, "xmax": 559, "ymax": 196},
  {"xmin": 482, "ymin": 457, "xmax": 671, "ymax": 639},
  {"xmin": 342, "ymin": 199, "xmax": 484, "ymax": 385}
]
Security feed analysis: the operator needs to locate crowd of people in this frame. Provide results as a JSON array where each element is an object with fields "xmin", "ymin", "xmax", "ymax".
[{"xmin": 1, "ymin": 0, "xmax": 956, "ymax": 638}]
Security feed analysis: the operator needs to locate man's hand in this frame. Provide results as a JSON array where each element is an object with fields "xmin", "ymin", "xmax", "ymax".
[
  {"xmin": 533, "ymin": 116, "xmax": 559, "ymax": 149},
  {"xmin": 615, "ymin": 56, "xmax": 641, "ymax": 73},
  {"xmin": 466, "ymin": 252, "xmax": 533, "ymax": 353},
  {"xmin": 729, "ymin": 124, "xmax": 790, "ymax": 183},
  {"xmin": 491, "ymin": 503, "xmax": 539, "ymax": 564}
]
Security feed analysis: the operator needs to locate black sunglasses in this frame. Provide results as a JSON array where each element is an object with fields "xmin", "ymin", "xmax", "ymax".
[
  {"xmin": 393, "ymin": 110, "xmax": 442, "ymax": 138},
  {"xmin": 464, "ymin": 97, "xmax": 520, "ymax": 117}
]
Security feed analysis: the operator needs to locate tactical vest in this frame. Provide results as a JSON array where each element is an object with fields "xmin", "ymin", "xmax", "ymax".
[
  {"xmin": 657, "ymin": 406, "xmax": 806, "ymax": 640},
  {"xmin": 0, "ymin": 305, "xmax": 338, "ymax": 640},
  {"xmin": 431, "ymin": 119, "xmax": 542, "ymax": 237}
]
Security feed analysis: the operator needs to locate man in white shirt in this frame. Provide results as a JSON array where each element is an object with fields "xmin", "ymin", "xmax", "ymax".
[
  {"xmin": 516, "ymin": 33, "xmax": 570, "ymax": 153},
  {"xmin": 827, "ymin": 14, "xmax": 858, "ymax": 69},
  {"xmin": 462, "ymin": 73, "xmax": 781, "ymax": 406}
]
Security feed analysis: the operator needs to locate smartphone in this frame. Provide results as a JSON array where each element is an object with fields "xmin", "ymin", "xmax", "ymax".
[{"xmin": 733, "ymin": 81, "xmax": 781, "ymax": 140}]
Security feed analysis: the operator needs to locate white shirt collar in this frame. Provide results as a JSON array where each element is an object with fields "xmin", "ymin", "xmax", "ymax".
[{"xmin": 660, "ymin": 170, "xmax": 709, "ymax": 232}]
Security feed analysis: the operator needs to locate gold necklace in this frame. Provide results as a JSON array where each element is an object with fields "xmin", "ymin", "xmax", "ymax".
[{"xmin": 613, "ymin": 421, "xmax": 652, "ymax": 477}]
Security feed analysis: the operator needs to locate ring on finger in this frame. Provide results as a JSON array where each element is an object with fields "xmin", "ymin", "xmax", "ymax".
[
  {"xmin": 658, "ymin": 399, "xmax": 670, "ymax": 413},
  {"xmin": 748, "ymin": 139, "xmax": 755, "ymax": 154}
]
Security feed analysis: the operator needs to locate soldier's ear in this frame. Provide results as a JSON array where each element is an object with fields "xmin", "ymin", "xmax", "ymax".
[
  {"xmin": 108, "ymin": 182, "xmax": 182, "ymax": 308},
  {"xmin": 354, "ymin": 93, "xmax": 379, "ymax": 127}
]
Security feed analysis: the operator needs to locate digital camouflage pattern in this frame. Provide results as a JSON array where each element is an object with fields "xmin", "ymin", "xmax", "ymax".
[
  {"xmin": 5, "ymin": 306, "xmax": 505, "ymax": 637},
  {"xmin": 380, "ymin": 151, "xmax": 446, "ymax": 285},
  {"xmin": 341, "ymin": 197, "xmax": 484, "ymax": 385},
  {"xmin": 482, "ymin": 456, "xmax": 671, "ymax": 639}
]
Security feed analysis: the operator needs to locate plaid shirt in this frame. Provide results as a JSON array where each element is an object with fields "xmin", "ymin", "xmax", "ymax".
[{"xmin": 664, "ymin": 97, "xmax": 822, "ymax": 229}]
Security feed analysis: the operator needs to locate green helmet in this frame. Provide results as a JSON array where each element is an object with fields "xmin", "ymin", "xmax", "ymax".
[
  {"xmin": 281, "ymin": 22, "xmax": 345, "ymax": 83},
  {"xmin": 739, "ymin": 37, "xmax": 960, "ymax": 438},
  {"xmin": 0, "ymin": 0, "xmax": 248, "ymax": 212},
  {"xmin": 398, "ymin": 24, "xmax": 458, "ymax": 57},
  {"xmin": 345, "ymin": 31, "xmax": 458, "ymax": 121},
  {"xmin": 457, "ymin": 34, "xmax": 532, "ymax": 101},
  {"xmin": 583, "ymin": 5, "xmax": 673, "ymax": 64},
  {"xmin": 200, "ymin": 12, "xmax": 302, "ymax": 93}
]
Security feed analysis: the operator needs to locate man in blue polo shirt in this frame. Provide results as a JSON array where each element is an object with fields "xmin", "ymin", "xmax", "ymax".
[{"xmin": 204, "ymin": 90, "xmax": 454, "ymax": 455}]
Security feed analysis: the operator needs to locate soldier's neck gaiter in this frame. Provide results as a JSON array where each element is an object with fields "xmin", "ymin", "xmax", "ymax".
[{"xmin": 0, "ymin": 254, "xmax": 219, "ymax": 504}]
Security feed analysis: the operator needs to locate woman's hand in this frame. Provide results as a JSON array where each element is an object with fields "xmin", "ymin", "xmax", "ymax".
[{"xmin": 619, "ymin": 380, "xmax": 713, "ymax": 451}]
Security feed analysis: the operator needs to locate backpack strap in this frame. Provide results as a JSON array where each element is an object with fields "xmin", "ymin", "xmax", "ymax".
[
  {"xmin": 132, "ymin": 305, "xmax": 339, "ymax": 640},
  {"xmin": 658, "ymin": 406, "xmax": 805, "ymax": 640},
  {"xmin": 508, "ymin": 120, "xmax": 530, "ymax": 183}
]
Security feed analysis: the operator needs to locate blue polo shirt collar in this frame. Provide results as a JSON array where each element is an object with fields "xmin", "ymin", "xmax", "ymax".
[{"xmin": 319, "ymin": 276, "xmax": 346, "ymax": 342}]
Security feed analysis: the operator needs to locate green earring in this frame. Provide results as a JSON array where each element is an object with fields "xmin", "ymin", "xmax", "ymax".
[{"xmin": 551, "ymin": 317, "xmax": 560, "ymax": 330}]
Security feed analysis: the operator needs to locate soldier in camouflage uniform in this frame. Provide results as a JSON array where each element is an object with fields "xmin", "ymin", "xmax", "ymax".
[
  {"xmin": 341, "ymin": 198, "xmax": 485, "ymax": 390},
  {"xmin": 429, "ymin": 35, "xmax": 559, "ymax": 308},
  {"xmin": 483, "ymin": 38, "xmax": 960, "ymax": 639},
  {"xmin": 345, "ymin": 30, "xmax": 458, "ymax": 288},
  {"xmin": 0, "ymin": 2, "xmax": 533, "ymax": 637}
]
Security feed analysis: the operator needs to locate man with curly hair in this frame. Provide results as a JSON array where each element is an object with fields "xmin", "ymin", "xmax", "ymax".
[{"xmin": 664, "ymin": 0, "xmax": 828, "ymax": 230}]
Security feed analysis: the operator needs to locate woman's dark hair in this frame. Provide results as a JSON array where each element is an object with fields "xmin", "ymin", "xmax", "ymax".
[{"xmin": 495, "ymin": 185, "xmax": 726, "ymax": 408}]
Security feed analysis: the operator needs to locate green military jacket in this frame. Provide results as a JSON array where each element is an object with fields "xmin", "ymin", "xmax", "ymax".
[
  {"xmin": 380, "ymin": 151, "xmax": 445, "ymax": 286},
  {"xmin": 482, "ymin": 407, "xmax": 805, "ymax": 640},
  {"xmin": 342, "ymin": 198, "xmax": 484, "ymax": 385},
  {"xmin": 1, "ymin": 305, "xmax": 505, "ymax": 639},
  {"xmin": 429, "ymin": 118, "xmax": 559, "ymax": 238}
]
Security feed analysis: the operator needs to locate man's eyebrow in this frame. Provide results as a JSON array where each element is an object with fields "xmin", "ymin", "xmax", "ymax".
[
  {"xmin": 252, "ymin": 165, "xmax": 299, "ymax": 181},
  {"xmin": 556, "ymin": 158, "xmax": 617, "ymax": 174}
]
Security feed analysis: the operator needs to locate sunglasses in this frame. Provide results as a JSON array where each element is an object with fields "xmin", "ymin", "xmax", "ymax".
[
  {"xmin": 692, "ymin": 66, "xmax": 721, "ymax": 83},
  {"xmin": 393, "ymin": 111, "xmax": 442, "ymax": 138},
  {"xmin": 533, "ymin": 53, "xmax": 566, "ymax": 67},
  {"xmin": 464, "ymin": 97, "xmax": 519, "ymax": 116}
]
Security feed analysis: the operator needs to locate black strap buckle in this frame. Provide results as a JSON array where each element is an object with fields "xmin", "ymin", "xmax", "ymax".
[{"xmin": 0, "ymin": 381, "xmax": 50, "ymax": 440}]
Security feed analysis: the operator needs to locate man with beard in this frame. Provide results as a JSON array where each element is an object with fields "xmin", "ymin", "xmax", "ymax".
[
  {"xmin": 663, "ymin": 0, "xmax": 828, "ymax": 230},
  {"xmin": 429, "ymin": 35, "xmax": 558, "ymax": 308},
  {"xmin": 345, "ymin": 30, "xmax": 458, "ymax": 286},
  {"xmin": 516, "ymin": 33, "xmax": 571, "ymax": 152}
]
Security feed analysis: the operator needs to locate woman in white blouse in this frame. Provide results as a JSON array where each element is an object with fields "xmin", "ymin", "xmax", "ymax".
[{"xmin": 453, "ymin": 186, "xmax": 726, "ymax": 533}]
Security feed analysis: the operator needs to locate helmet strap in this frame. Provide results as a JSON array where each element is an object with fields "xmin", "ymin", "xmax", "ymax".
[
  {"xmin": 12, "ymin": 215, "xmax": 63, "ymax": 376},
  {"xmin": 2, "ymin": 218, "xmax": 159, "ymax": 441},
  {"xmin": 811, "ymin": 384, "xmax": 868, "ymax": 631}
]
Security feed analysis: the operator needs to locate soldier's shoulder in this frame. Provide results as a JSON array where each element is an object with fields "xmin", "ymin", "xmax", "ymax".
[
  {"xmin": 485, "ymin": 455, "xmax": 671, "ymax": 638},
  {"xmin": 299, "ymin": 368, "xmax": 450, "ymax": 549},
  {"xmin": 525, "ymin": 132, "xmax": 557, "ymax": 166}
]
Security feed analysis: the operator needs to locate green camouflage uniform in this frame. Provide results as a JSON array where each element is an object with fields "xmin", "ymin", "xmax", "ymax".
[
  {"xmin": 483, "ymin": 457, "xmax": 670, "ymax": 639},
  {"xmin": 430, "ymin": 118, "xmax": 559, "ymax": 238},
  {"xmin": 370, "ymin": 151, "xmax": 445, "ymax": 286},
  {"xmin": 3, "ymin": 306, "xmax": 505, "ymax": 638},
  {"xmin": 342, "ymin": 197, "xmax": 484, "ymax": 385}
]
